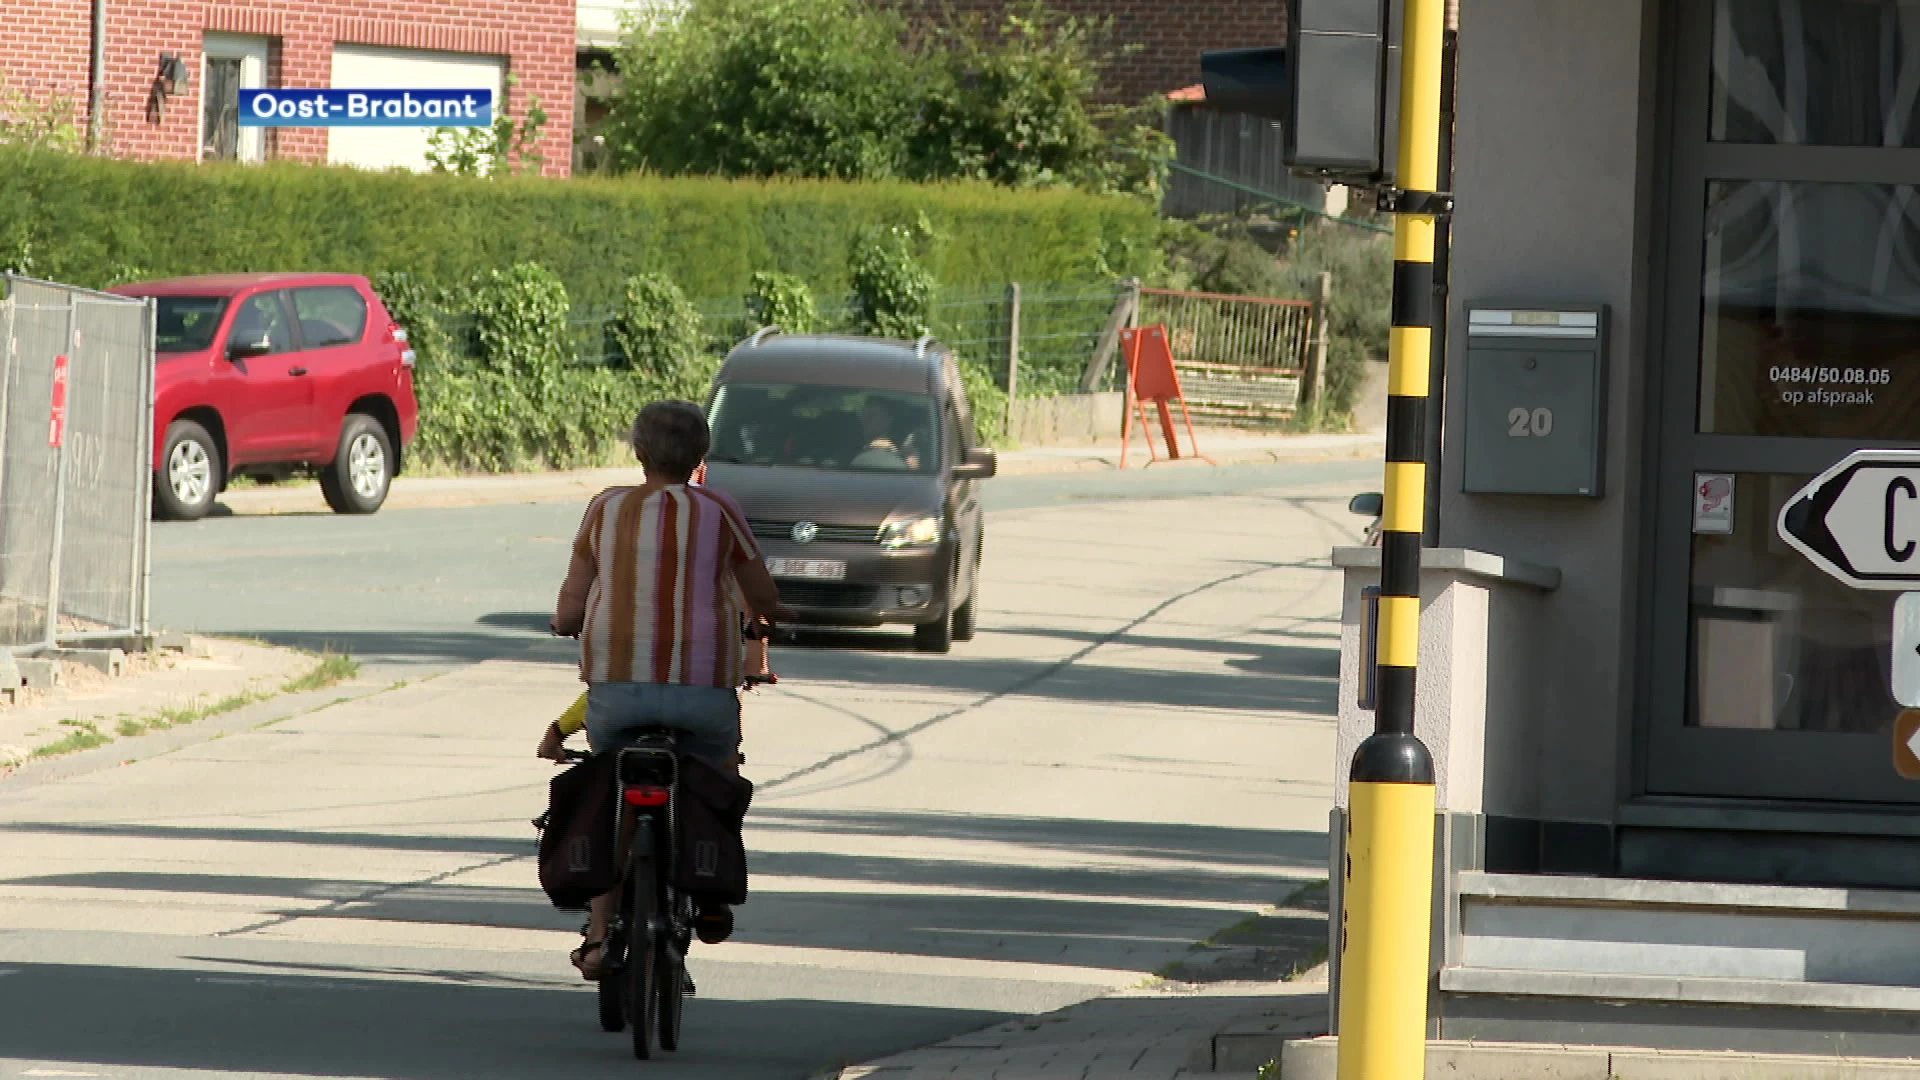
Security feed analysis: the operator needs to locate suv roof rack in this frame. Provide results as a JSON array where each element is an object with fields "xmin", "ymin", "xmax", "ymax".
[
  {"xmin": 749, "ymin": 325, "xmax": 783, "ymax": 346},
  {"xmin": 914, "ymin": 334, "xmax": 935, "ymax": 359}
]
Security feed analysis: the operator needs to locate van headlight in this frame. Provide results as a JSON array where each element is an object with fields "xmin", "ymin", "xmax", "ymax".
[{"xmin": 879, "ymin": 514, "xmax": 942, "ymax": 549}]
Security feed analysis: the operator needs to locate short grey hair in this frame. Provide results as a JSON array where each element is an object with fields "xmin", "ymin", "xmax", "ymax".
[{"xmin": 631, "ymin": 400, "xmax": 710, "ymax": 479}]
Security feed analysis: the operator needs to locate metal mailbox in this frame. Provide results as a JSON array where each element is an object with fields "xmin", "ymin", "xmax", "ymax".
[{"xmin": 1461, "ymin": 304, "xmax": 1609, "ymax": 498}]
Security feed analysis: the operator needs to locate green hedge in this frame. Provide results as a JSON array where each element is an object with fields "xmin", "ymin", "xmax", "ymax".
[{"xmin": 0, "ymin": 150, "xmax": 1162, "ymax": 308}]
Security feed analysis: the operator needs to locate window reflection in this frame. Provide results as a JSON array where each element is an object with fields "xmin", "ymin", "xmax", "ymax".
[
  {"xmin": 1689, "ymin": 473, "xmax": 1895, "ymax": 733},
  {"xmin": 1713, "ymin": 0, "xmax": 1920, "ymax": 146},
  {"xmin": 1700, "ymin": 180, "xmax": 1920, "ymax": 438}
]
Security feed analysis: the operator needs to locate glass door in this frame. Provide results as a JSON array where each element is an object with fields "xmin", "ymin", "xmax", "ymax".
[{"xmin": 1647, "ymin": 0, "xmax": 1920, "ymax": 802}]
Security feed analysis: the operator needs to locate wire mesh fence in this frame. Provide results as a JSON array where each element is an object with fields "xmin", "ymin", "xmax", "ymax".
[
  {"xmin": 0, "ymin": 276, "xmax": 155, "ymax": 649},
  {"xmin": 408, "ymin": 277, "xmax": 1325, "ymax": 428},
  {"xmin": 423, "ymin": 282, "xmax": 1132, "ymax": 401}
]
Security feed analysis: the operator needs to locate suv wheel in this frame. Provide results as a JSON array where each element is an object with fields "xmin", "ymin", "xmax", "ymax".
[
  {"xmin": 154, "ymin": 420, "xmax": 220, "ymax": 521},
  {"xmin": 320, "ymin": 414, "xmax": 393, "ymax": 515}
]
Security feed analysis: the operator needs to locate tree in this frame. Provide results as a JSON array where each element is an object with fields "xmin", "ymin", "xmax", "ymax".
[
  {"xmin": 594, "ymin": 0, "xmax": 1170, "ymax": 200},
  {"xmin": 600, "ymin": 0, "xmax": 921, "ymax": 180}
]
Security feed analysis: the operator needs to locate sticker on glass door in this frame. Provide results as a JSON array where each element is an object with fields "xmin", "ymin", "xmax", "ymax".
[{"xmin": 1693, "ymin": 472, "xmax": 1735, "ymax": 534}]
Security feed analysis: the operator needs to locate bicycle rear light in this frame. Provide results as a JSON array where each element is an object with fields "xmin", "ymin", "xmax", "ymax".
[{"xmin": 623, "ymin": 785, "xmax": 670, "ymax": 807}]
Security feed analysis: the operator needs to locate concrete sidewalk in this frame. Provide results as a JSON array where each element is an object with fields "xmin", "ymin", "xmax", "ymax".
[
  {"xmin": 1, "ymin": 638, "xmax": 326, "ymax": 774},
  {"xmin": 215, "ymin": 431, "xmax": 1385, "ymax": 516},
  {"xmin": 833, "ymin": 973, "xmax": 1329, "ymax": 1079}
]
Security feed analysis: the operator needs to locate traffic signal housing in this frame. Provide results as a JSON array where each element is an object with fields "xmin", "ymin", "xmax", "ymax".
[{"xmin": 1199, "ymin": 0, "xmax": 1400, "ymax": 187}]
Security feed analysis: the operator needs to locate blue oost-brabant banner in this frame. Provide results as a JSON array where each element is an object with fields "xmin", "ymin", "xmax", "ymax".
[{"xmin": 238, "ymin": 89, "xmax": 494, "ymax": 128}]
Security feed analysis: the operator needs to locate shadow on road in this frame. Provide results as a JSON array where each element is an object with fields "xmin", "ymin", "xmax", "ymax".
[
  {"xmin": 0, "ymin": 961, "xmax": 988, "ymax": 1080},
  {"xmin": 2, "ymin": 810, "xmax": 1327, "ymax": 976},
  {"xmin": 219, "ymin": 629, "xmax": 576, "ymax": 667}
]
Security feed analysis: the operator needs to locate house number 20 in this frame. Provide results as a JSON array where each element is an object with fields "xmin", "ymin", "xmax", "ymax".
[{"xmin": 1508, "ymin": 407, "xmax": 1554, "ymax": 437}]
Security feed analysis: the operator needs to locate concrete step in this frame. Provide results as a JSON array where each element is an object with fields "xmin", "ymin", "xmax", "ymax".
[
  {"xmin": 1279, "ymin": 1036, "xmax": 1920, "ymax": 1080},
  {"xmin": 1457, "ymin": 871, "xmax": 1920, "ymax": 989},
  {"xmin": 1437, "ymin": 872, "xmax": 1920, "ymax": 1053}
]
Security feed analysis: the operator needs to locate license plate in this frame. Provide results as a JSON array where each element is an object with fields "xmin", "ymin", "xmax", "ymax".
[{"xmin": 767, "ymin": 558, "xmax": 847, "ymax": 580}]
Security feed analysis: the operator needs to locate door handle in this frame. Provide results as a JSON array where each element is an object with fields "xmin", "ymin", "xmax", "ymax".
[{"xmin": 288, "ymin": 367, "xmax": 309, "ymax": 376}]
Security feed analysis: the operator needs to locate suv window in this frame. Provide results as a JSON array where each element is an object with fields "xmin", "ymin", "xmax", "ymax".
[
  {"xmin": 227, "ymin": 292, "xmax": 294, "ymax": 355},
  {"xmin": 291, "ymin": 285, "xmax": 368, "ymax": 348},
  {"xmin": 155, "ymin": 296, "xmax": 229, "ymax": 353}
]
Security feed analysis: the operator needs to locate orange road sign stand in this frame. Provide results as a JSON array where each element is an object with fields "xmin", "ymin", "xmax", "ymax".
[{"xmin": 1119, "ymin": 324, "xmax": 1214, "ymax": 470}]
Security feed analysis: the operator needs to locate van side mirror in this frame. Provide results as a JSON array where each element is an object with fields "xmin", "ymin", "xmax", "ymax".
[
  {"xmin": 1349, "ymin": 492, "xmax": 1383, "ymax": 517},
  {"xmin": 952, "ymin": 447, "xmax": 997, "ymax": 480}
]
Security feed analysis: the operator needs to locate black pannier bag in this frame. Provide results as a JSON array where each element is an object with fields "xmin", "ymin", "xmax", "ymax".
[
  {"xmin": 674, "ymin": 754, "xmax": 753, "ymax": 906},
  {"xmin": 535, "ymin": 751, "xmax": 619, "ymax": 910}
]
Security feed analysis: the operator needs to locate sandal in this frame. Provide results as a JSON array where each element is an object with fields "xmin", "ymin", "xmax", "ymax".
[{"xmin": 571, "ymin": 938, "xmax": 607, "ymax": 981}]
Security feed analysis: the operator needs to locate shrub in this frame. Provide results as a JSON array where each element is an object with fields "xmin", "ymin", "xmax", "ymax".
[
  {"xmin": 0, "ymin": 149, "xmax": 1161, "ymax": 309},
  {"xmin": 0, "ymin": 77, "xmax": 84, "ymax": 153},
  {"xmin": 745, "ymin": 271, "xmax": 817, "ymax": 334},
  {"xmin": 470, "ymin": 263, "xmax": 571, "ymax": 378},
  {"xmin": 1275, "ymin": 223, "xmax": 1393, "ymax": 420},
  {"xmin": 957, "ymin": 359, "xmax": 1009, "ymax": 448},
  {"xmin": 424, "ymin": 74, "xmax": 550, "ymax": 177},
  {"xmin": 849, "ymin": 219, "xmax": 936, "ymax": 338},
  {"xmin": 612, "ymin": 273, "xmax": 704, "ymax": 383}
]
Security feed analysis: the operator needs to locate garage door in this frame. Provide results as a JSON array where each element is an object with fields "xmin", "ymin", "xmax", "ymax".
[{"xmin": 327, "ymin": 45, "xmax": 507, "ymax": 172}]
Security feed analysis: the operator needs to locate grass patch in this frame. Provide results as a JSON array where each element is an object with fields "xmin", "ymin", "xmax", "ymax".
[
  {"xmin": 25, "ymin": 650, "xmax": 363, "ymax": 763},
  {"xmin": 282, "ymin": 652, "xmax": 360, "ymax": 694},
  {"xmin": 1283, "ymin": 940, "xmax": 1331, "ymax": 981},
  {"xmin": 32, "ymin": 720, "xmax": 108, "ymax": 758}
]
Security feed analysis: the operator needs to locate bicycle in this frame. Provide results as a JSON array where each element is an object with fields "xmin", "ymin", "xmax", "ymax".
[{"xmin": 553, "ymin": 624, "xmax": 778, "ymax": 1059}]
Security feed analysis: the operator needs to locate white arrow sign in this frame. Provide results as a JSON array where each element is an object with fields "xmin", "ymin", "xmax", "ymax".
[
  {"xmin": 1894, "ymin": 594, "xmax": 1920, "ymax": 708},
  {"xmin": 1778, "ymin": 450, "xmax": 1920, "ymax": 589}
]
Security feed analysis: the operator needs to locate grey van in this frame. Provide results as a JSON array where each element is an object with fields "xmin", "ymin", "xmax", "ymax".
[{"xmin": 702, "ymin": 331, "xmax": 998, "ymax": 653}]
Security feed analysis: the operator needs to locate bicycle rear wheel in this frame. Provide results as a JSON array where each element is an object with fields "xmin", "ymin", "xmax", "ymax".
[
  {"xmin": 597, "ymin": 932, "xmax": 625, "ymax": 1032},
  {"xmin": 626, "ymin": 857, "xmax": 659, "ymax": 1059},
  {"xmin": 656, "ymin": 931, "xmax": 685, "ymax": 1051}
]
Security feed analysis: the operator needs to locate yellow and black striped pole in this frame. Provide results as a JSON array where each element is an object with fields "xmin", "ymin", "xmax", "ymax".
[{"xmin": 1336, "ymin": 0, "xmax": 1445, "ymax": 1076}]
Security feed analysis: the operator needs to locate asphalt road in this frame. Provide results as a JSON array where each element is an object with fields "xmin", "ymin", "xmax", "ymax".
[
  {"xmin": 0, "ymin": 458, "xmax": 1374, "ymax": 1079},
  {"xmin": 145, "ymin": 459, "xmax": 1380, "ymax": 668}
]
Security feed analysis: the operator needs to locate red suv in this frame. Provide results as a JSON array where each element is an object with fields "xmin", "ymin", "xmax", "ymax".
[{"xmin": 110, "ymin": 273, "xmax": 419, "ymax": 520}]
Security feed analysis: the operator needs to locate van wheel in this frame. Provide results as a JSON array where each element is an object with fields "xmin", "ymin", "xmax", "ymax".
[
  {"xmin": 320, "ymin": 414, "xmax": 392, "ymax": 515},
  {"xmin": 154, "ymin": 420, "xmax": 221, "ymax": 521},
  {"xmin": 952, "ymin": 561, "xmax": 979, "ymax": 643},
  {"xmin": 914, "ymin": 601, "xmax": 953, "ymax": 654}
]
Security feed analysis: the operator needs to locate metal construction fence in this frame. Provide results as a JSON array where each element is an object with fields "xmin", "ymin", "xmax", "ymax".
[
  {"xmin": 0, "ymin": 275, "xmax": 155, "ymax": 650},
  {"xmin": 1139, "ymin": 285, "xmax": 1323, "ymax": 422}
]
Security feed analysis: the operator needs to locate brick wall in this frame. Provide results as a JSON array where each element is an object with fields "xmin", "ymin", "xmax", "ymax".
[
  {"xmin": 0, "ymin": 0, "xmax": 574, "ymax": 176},
  {"xmin": 890, "ymin": 0, "xmax": 1287, "ymax": 105}
]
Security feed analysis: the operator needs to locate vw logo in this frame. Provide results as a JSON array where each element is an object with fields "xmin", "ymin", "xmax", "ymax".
[{"xmin": 791, "ymin": 521, "xmax": 819, "ymax": 544}]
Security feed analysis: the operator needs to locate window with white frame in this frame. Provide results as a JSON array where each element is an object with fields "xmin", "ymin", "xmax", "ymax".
[{"xmin": 202, "ymin": 33, "xmax": 269, "ymax": 163}]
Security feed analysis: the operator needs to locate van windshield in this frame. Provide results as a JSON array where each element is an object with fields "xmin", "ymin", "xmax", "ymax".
[
  {"xmin": 155, "ymin": 296, "xmax": 229, "ymax": 353},
  {"xmin": 708, "ymin": 383, "xmax": 938, "ymax": 474}
]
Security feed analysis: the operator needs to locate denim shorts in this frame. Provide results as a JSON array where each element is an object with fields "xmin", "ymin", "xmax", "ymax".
[{"xmin": 585, "ymin": 681, "xmax": 741, "ymax": 767}]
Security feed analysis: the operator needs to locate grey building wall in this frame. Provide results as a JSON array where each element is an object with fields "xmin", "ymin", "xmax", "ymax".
[{"xmin": 1439, "ymin": 0, "xmax": 1664, "ymax": 825}]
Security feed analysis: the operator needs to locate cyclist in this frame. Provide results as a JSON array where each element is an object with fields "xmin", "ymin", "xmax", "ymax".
[{"xmin": 537, "ymin": 400, "xmax": 787, "ymax": 980}]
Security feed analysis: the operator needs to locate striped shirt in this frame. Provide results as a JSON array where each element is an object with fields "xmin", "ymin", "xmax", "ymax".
[{"xmin": 555, "ymin": 483, "xmax": 763, "ymax": 688}]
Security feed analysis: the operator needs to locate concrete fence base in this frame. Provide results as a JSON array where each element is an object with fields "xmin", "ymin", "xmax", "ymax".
[{"xmin": 1007, "ymin": 392, "xmax": 1124, "ymax": 448}]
